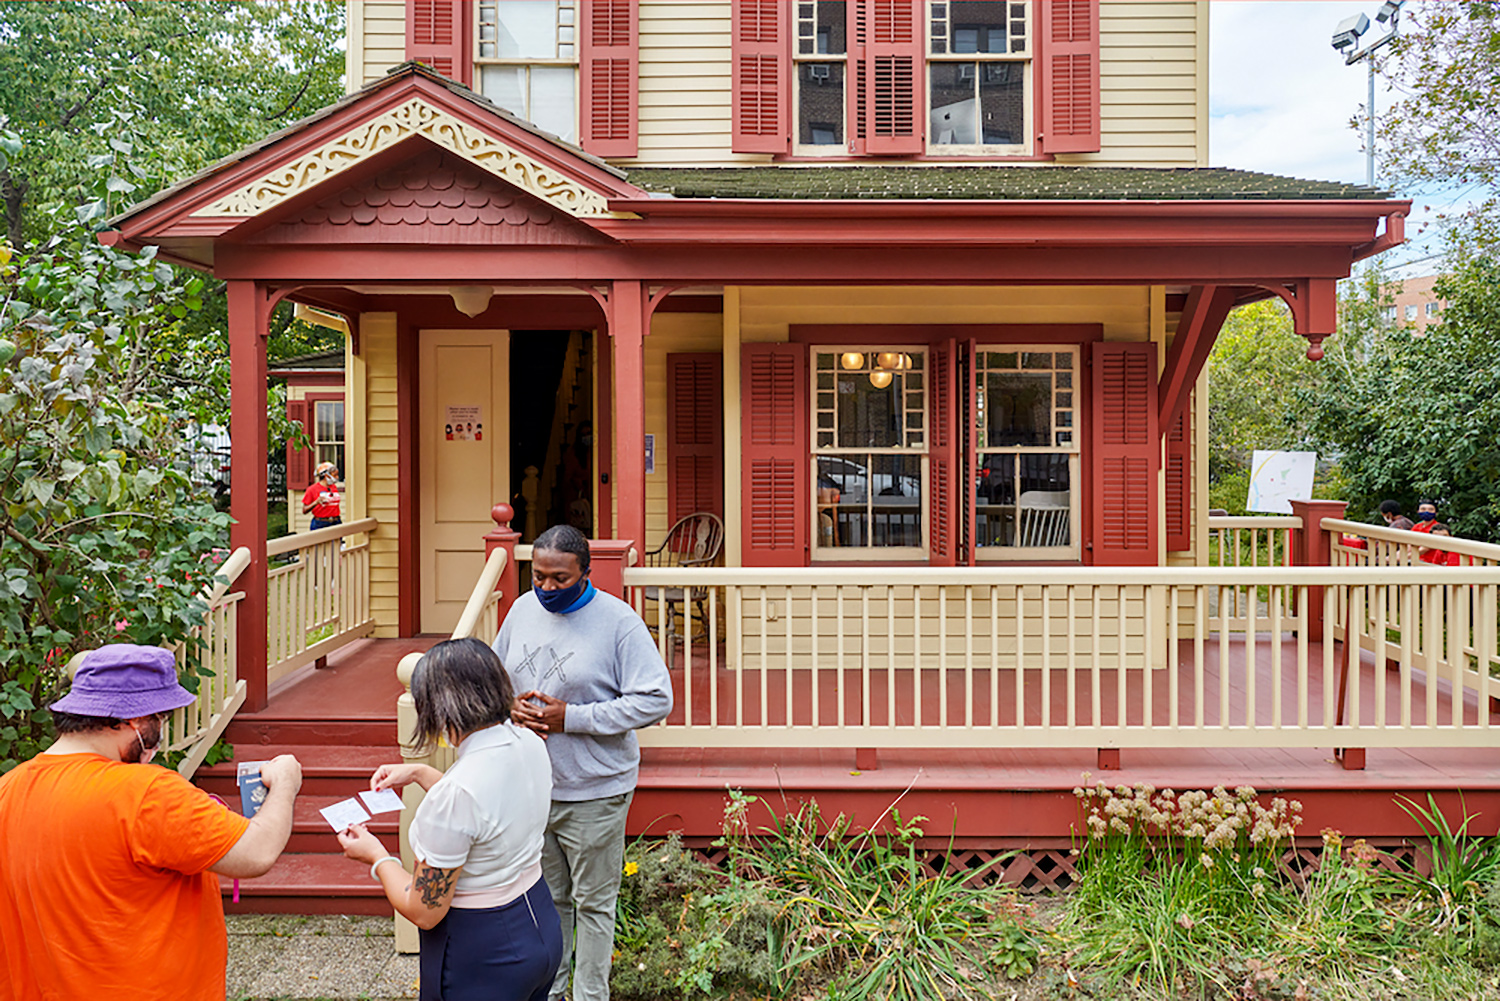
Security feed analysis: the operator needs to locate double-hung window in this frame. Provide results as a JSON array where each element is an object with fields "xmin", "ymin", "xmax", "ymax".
[
  {"xmin": 928, "ymin": 2, "xmax": 1030, "ymax": 151},
  {"xmin": 812, "ymin": 348, "xmax": 927, "ymax": 558},
  {"xmin": 475, "ymin": 0, "xmax": 579, "ymax": 143},
  {"xmin": 314, "ymin": 400, "xmax": 346, "ymax": 475},
  {"xmin": 972, "ymin": 347, "xmax": 1079, "ymax": 559},
  {"xmin": 793, "ymin": 2, "xmax": 850, "ymax": 151}
]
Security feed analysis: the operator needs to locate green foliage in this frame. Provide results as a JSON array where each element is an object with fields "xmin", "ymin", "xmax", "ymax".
[
  {"xmin": 1301, "ymin": 258, "xmax": 1500, "ymax": 541},
  {"xmin": 1395, "ymin": 794, "xmax": 1500, "ymax": 947},
  {"xmin": 695, "ymin": 790, "xmax": 1045, "ymax": 1001},
  {"xmin": 0, "ymin": 1, "xmax": 345, "ymax": 249},
  {"xmin": 0, "ymin": 141, "xmax": 231, "ymax": 770}
]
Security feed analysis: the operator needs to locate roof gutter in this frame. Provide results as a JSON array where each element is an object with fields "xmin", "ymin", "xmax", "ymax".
[{"xmin": 1352, "ymin": 210, "xmax": 1406, "ymax": 260}]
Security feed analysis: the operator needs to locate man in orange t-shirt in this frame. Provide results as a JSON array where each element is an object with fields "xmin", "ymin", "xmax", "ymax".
[{"xmin": 0, "ymin": 644, "xmax": 303, "ymax": 1000}]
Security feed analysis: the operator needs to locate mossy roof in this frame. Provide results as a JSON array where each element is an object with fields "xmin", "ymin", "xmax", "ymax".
[{"xmin": 622, "ymin": 166, "xmax": 1389, "ymax": 201}]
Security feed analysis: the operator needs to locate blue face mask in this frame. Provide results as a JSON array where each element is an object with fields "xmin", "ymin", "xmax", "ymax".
[
  {"xmin": 1417, "ymin": 511, "xmax": 1437, "ymax": 522},
  {"xmin": 536, "ymin": 574, "xmax": 590, "ymax": 613}
]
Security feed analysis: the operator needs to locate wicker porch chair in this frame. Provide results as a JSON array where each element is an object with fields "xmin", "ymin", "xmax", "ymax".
[{"xmin": 640, "ymin": 513, "xmax": 725, "ymax": 657}]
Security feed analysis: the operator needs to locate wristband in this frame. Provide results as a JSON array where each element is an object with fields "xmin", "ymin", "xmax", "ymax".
[{"xmin": 371, "ymin": 855, "xmax": 402, "ymax": 882}]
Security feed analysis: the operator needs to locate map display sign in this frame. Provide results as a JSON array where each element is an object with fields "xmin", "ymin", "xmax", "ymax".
[{"xmin": 1247, "ymin": 450, "xmax": 1316, "ymax": 513}]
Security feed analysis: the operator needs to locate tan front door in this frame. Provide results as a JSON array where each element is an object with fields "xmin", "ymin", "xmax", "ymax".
[{"xmin": 419, "ymin": 329, "xmax": 510, "ymax": 633}]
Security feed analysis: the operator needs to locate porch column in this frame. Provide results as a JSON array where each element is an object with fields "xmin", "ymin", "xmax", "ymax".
[
  {"xmin": 610, "ymin": 280, "xmax": 646, "ymax": 551},
  {"xmin": 1290, "ymin": 498, "xmax": 1349, "ymax": 642},
  {"xmin": 228, "ymin": 281, "xmax": 271, "ymax": 712}
]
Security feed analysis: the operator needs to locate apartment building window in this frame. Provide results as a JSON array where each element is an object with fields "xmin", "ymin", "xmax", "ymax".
[
  {"xmin": 1405, "ymin": 304, "xmax": 1418, "ymax": 321},
  {"xmin": 812, "ymin": 348, "xmax": 928, "ymax": 557},
  {"xmin": 1382, "ymin": 305, "xmax": 1398, "ymax": 321},
  {"xmin": 1426, "ymin": 301, "xmax": 1440, "ymax": 317},
  {"xmin": 475, "ymin": 1, "xmax": 578, "ymax": 143},
  {"xmin": 928, "ymin": 2, "xmax": 1029, "ymax": 150}
]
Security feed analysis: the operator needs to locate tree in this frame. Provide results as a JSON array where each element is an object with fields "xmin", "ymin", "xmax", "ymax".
[
  {"xmin": 1377, "ymin": 2, "xmax": 1500, "ymax": 237},
  {"xmin": 0, "ymin": 1, "xmax": 345, "ymax": 250},
  {"xmin": 1205, "ymin": 299, "xmax": 1326, "ymax": 513},
  {"xmin": 1301, "ymin": 259, "xmax": 1500, "ymax": 541}
]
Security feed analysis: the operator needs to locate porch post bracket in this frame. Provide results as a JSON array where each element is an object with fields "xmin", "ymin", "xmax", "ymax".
[
  {"xmin": 1157, "ymin": 284, "xmax": 1237, "ymax": 436},
  {"xmin": 1251, "ymin": 278, "xmax": 1338, "ymax": 361}
]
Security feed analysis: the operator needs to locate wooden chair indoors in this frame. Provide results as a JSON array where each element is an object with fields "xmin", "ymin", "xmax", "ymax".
[{"xmin": 640, "ymin": 513, "xmax": 725, "ymax": 664}]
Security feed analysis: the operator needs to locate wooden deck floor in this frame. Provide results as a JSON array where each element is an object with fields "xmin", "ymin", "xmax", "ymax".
[{"xmin": 243, "ymin": 635, "xmax": 1500, "ymax": 843}]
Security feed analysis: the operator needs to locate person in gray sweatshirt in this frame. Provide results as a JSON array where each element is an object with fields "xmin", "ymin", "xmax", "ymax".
[{"xmin": 495, "ymin": 524, "xmax": 672, "ymax": 1001}]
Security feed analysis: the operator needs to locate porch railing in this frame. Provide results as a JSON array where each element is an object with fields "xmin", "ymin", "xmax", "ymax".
[
  {"xmin": 264, "ymin": 517, "xmax": 378, "ymax": 686},
  {"xmin": 625, "ymin": 564, "xmax": 1499, "ymax": 750},
  {"xmin": 164, "ymin": 546, "xmax": 251, "ymax": 778},
  {"xmin": 1326, "ymin": 517, "xmax": 1500, "ymax": 692},
  {"xmin": 1206, "ymin": 515, "xmax": 1301, "ymax": 626}
]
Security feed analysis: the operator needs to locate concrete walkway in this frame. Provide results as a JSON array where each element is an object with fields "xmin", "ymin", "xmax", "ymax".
[{"xmin": 227, "ymin": 915, "xmax": 418, "ymax": 1000}]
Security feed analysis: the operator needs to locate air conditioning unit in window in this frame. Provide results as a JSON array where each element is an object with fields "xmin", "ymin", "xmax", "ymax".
[
  {"xmin": 808, "ymin": 63, "xmax": 831, "ymax": 82},
  {"xmin": 958, "ymin": 63, "xmax": 976, "ymax": 81}
]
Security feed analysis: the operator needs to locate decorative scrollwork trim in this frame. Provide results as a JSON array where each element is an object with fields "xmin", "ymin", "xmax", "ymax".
[{"xmin": 192, "ymin": 99, "xmax": 623, "ymax": 220}]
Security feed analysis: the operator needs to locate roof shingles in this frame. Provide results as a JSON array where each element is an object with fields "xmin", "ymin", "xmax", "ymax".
[{"xmin": 621, "ymin": 166, "xmax": 1389, "ymax": 201}]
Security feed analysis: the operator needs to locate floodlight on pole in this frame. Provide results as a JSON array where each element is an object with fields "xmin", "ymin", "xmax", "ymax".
[{"xmin": 1330, "ymin": 2, "xmax": 1404, "ymax": 188}]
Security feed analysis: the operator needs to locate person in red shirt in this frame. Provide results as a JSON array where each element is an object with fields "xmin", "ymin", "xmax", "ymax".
[
  {"xmin": 302, "ymin": 461, "xmax": 342, "ymax": 530},
  {"xmin": 0, "ymin": 644, "xmax": 302, "ymax": 1000},
  {"xmin": 1419, "ymin": 523, "xmax": 1463, "ymax": 565}
]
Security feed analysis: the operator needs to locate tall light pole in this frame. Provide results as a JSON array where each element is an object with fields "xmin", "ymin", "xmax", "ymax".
[{"xmin": 1332, "ymin": 1, "xmax": 1404, "ymax": 187}]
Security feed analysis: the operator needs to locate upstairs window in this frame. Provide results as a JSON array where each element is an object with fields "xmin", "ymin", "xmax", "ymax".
[
  {"xmin": 314, "ymin": 400, "xmax": 346, "ymax": 474},
  {"xmin": 475, "ymin": 0, "xmax": 579, "ymax": 143},
  {"xmin": 928, "ymin": 2, "xmax": 1029, "ymax": 151}
]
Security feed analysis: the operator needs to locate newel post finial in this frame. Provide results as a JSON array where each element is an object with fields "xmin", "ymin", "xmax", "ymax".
[{"xmin": 486, "ymin": 503, "xmax": 522, "ymax": 629}]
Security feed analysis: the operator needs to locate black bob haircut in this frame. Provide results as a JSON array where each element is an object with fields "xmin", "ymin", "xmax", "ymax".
[{"xmin": 408, "ymin": 638, "xmax": 516, "ymax": 756}]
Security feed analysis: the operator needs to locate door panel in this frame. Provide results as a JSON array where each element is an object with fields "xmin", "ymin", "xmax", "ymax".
[{"xmin": 420, "ymin": 330, "xmax": 510, "ymax": 633}]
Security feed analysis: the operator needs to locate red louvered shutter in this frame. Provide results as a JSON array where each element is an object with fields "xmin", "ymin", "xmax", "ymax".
[
  {"xmin": 741, "ymin": 343, "xmax": 807, "ymax": 566},
  {"xmin": 732, "ymin": 0, "xmax": 790, "ymax": 153},
  {"xmin": 581, "ymin": 0, "xmax": 638, "ymax": 157},
  {"xmin": 1038, "ymin": 0, "xmax": 1100, "ymax": 154},
  {"xmin": 1089, "ymin": 342, "xmax": 1158, "ymax": 566},
  {"xmin": 1165, "ymin": 408, "xmax": 1192, "ymax": 552},
  {"xmin": 962, "ymin": 337, "xmax": 978, "ymax": 565},
  {"xmin": 286, "ymin": 399, "xmax": 314, "ymax": 493},
  {"xmin": 852, "ymin": 0, "xmax": 923, "ymax": 155},
  {"xmin": 667, "ymin": 354, "xmax": 724, "ymax": 523},
  {"xmin": 406, "ymin": 0, "xmax": 470, "ymax": 85},
  {"xmin": 928, "ymin": 340, "xmax": 957, "ymax": 566}
]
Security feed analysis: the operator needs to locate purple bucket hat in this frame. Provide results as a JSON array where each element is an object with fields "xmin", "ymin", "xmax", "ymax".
[{"xmin": 49, "ymin": 644, "xmax": 198, "ymax": 719}]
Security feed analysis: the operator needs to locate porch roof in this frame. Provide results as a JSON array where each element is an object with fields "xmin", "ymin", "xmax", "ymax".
[{"xmin": 623, "ymin": 166, "xmax": 1390, "ymax": 202}]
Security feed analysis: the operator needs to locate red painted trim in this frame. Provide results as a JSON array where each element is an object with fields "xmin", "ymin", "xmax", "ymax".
[
  {"xmin": 579, "ymin": 0, "xmax": 639, "ymax": 157},
  {"xmin": 289, "ymin": 390, "xmax": 345, "ymax": 492},
  {"xmin": 228, "ymin": 281, "xmax": 271, "ymax": 711},
  {"xmin": 611, "ymin": 281, "xmax": 646, "ymax": 550},
  {"xmin": 741, "ymin": 343, "xmax": 809, "ymax": 567},
  {"xmin": 1037, "ymin": 0, "xmax": 1102, "ymax": 154},
  {"xmin": 406, "ymin": 0, "xmax": 472, "ymax": 86},
  {"xmin": 771, "ymin": 153, "xmax": 1056, "ymax": 164},
  {"xmin": 595, "ymin": 332, "xmax": 614, "ymax": 538},
  {"xmin": 111, "ymin": 71, "xmax": 645, "ymax": 242},
  {"xmin": 269, "ymin": 371, "xmax": 344, "ymax": 386},
  {"xmin": 789, "ymin": 323, "xmax": 1103, "ymax": 345},
  {"xmin": 1087, "ymin": 341, "xmax": 1159, "ymax": 566},
  {"xmin": 1157, "ymin": 285, "xmax": 1236, "ymax": 434},
  {"xmin": 396, "ymin": 320, "xmax": 420, "ymax": 637},
  {"xmin": 731, "ymin": 0, "xmax": 790, "ymax": 154},
  {"xmin": 666, "ymin": 353, "xmax": 726, "ymax": 524}
]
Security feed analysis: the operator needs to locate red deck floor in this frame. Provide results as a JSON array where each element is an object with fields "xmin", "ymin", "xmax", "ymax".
[{"xmin": 245, "ymin": 636, "xmax": 1500, "ymax": 843}]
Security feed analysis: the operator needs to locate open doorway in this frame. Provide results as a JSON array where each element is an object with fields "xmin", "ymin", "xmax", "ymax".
[{"xmin": 509, "ymin": 330, "xmax": 594, "ymax": 542}]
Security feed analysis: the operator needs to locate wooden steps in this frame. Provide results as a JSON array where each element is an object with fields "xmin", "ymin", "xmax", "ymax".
[{"xmin": 199, "ymin": 743, "xmax": 403, "ymax": 914}]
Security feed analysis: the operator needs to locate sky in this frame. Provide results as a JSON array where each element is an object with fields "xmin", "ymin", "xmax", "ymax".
[{"xmin": 1208, "ymin": 1, "xmax": 1455, "ymax": 270}]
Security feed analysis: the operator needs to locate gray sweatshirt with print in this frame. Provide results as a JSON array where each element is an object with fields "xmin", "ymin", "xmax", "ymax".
[{"xmin": 493, "ymin": 588, "xmax": 673, "ymax": 801}]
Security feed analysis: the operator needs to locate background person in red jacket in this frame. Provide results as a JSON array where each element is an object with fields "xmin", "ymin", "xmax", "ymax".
[
  {"xmin": 302, "ymin": 461, "xmax": 342, "ymax": 530},
  {"xmin": 1411, "ymin": 498, "xmax": 1440, "ymax": 535}
]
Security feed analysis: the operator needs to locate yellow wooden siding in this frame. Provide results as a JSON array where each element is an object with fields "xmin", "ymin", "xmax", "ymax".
[
  {"xmin": 359, "ymin": 313, "xmax": 402, "ymax": 636},
  {"xmin": 348, "ymin": 0, "xmax": 409, "ymax": 92},
  {"xmin": 1062, "ymin": 0, "xmax": 1206, "ymax": 167},
  {"xmin": 737, "ymin": 285, "xmax": 1151, "ymax": 343},
  {"xmin": 641, "ymin": 313, "xmax": 726, "ymax": 549},
  {"xmin": 347, "ymin": 1, "xmax": 1203, "ymax": 168}
]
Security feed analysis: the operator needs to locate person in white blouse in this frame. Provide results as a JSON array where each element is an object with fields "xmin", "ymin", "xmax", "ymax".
[{"xmin": 338, "ymin": 638, "xmax": 561, "ymax": 1001}]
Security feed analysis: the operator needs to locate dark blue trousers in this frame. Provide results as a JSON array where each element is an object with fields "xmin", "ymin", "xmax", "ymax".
[{"xmin": 419, "ymin": 878, "xmax": 563, "ymax": 1001}]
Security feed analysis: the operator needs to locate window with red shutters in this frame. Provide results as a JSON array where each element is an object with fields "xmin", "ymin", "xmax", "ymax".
[
  {"xmin": 741, "ymin": 344, "xmax": 808, "ymax": 566},
  {"xmin": 580, "ymin": 0, "xmax": 637, "ymax": 156},
  {"xmin": 1038, "ymin": 0, "xmax": 1101, "ymax": 154},
  {"xmin": 286, "ymin": 398, "xmax": 314, "ymax": 491},
  {"xmin": 732, "ymin": 0, "xmax": 791, "ymax": 153},
  {"xmin": 1165, "ymin": 407, "xmax": 1192, "ymax": 553},
  {"xmin": 407, "ymin": 0, "xmax": 470, "ymax": 85},
  {"xmin": 1089, "ymin": 342, "xmax": 1159, "ymax": 565},
  {"xmin": 666, "ymin": 354, "xmax": 724, "ymax": 524}
]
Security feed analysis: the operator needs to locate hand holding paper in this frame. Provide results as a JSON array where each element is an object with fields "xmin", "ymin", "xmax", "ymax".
[
  {"xmin": 319, "ymin": 798, "xmax": 372, "ymax": 833},
  {"xmin": 359, "ymin": 788, "xmax": 405, "ymax": 815}
]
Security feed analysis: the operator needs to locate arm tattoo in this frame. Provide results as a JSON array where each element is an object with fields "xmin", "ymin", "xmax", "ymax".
[{"xmin": 414, "ymin": 865, "xmax": 459, "ymax": 909}]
